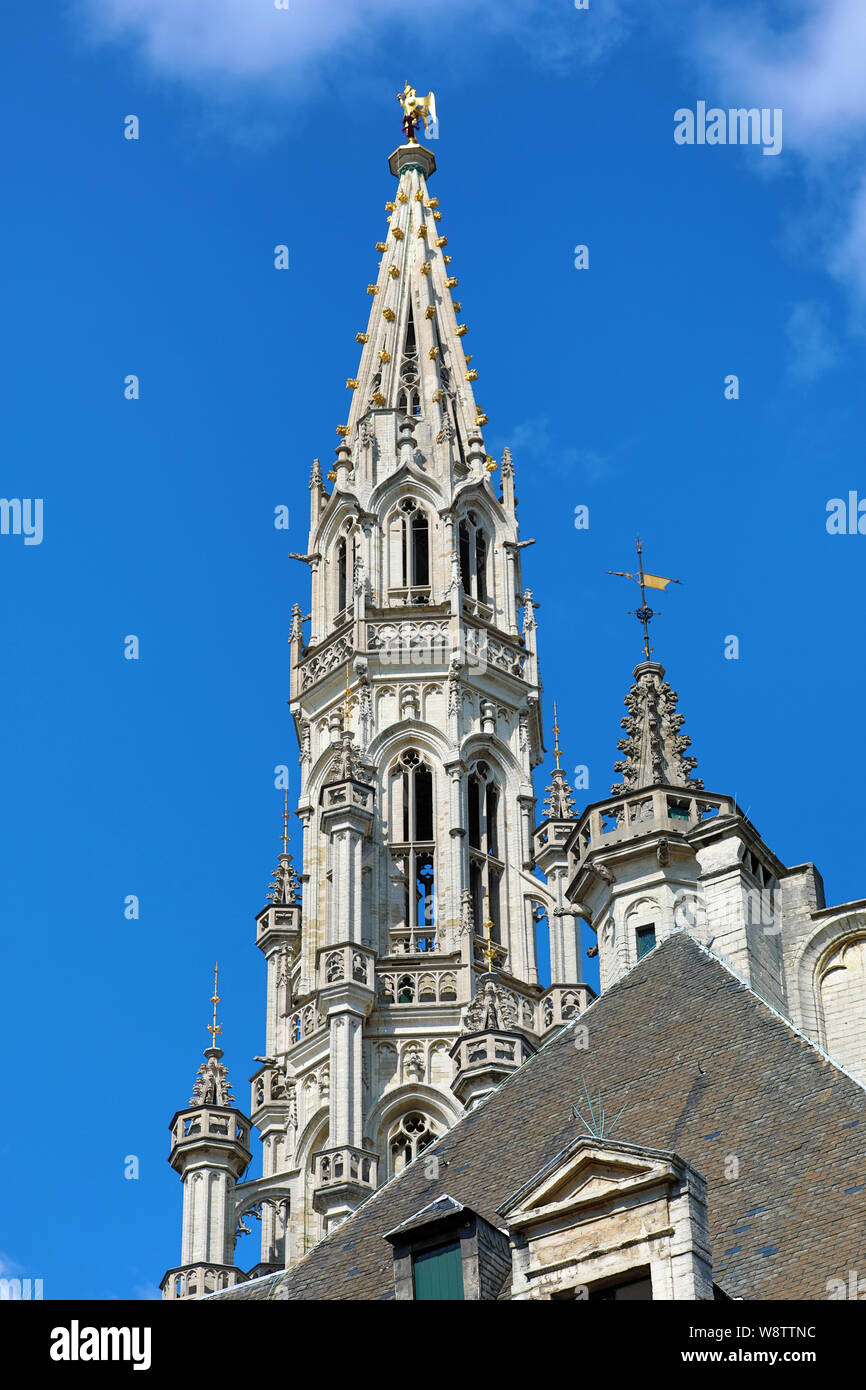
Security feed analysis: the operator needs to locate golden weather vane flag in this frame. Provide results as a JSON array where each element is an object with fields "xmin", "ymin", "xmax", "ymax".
[{"xmin": 607, "ymin": 537, "xmax": 681, "ymax": 660}]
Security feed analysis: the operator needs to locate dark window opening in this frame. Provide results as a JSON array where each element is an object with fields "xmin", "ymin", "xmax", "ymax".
[
  {"xmin": 412, "ymin": 511, "xmax": 429, "ymax": 586},
  {"xmin": 458, "ymin": 521, "xmax": 471, "ymax": 593},
  {"xmin": 337, "ymin": 537, "xmax": 347, "ymax": 613},
  {"xmin": 636, "ymin": 924, "xmax": 656, "ymax": 960},
  {"xmin": 475, "ymin": 529, "xmax": 487, "ymax": 604}
]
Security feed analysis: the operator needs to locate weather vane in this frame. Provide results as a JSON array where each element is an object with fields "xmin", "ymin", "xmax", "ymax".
[
  {"xmin": 397, "ymin": 82, "xmax": 437, "ymax": 144},
  {"xmin": 607, "ymin": 537, "xmax": 681, "ymax": 660},
  {"xmin": 208, "ymin": 962, "xmax": 222, "ymax": 1050}
]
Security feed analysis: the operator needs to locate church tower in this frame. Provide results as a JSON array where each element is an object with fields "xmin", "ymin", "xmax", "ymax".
[{"xmin": 161, "ymin": 95, "xmax": 594, "ymax": 1293}]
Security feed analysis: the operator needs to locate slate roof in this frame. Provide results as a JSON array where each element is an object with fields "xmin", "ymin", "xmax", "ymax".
[{"xmin": 211, "ymin": 932, "xmax": 866, "ymax": 1301}]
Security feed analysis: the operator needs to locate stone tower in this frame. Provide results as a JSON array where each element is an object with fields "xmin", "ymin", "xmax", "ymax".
[
  {"xmin": 161, "ymin": 117, "xmax": 593, "ymax": 1294},
  {"xmin": 161, "ymin": 1002, "xmax": 253, "ymax": 1299}
]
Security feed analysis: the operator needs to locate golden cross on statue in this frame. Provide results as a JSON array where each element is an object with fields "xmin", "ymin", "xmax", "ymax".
[
  {"xmin": 479, "ymin": 894, "xmax": 505, "ymax": 973},
  {"xmin": 552, "ymin": 700, "xmax": 562, "ymax": 771},
  {"xmin": 281, "ymin": 787, "xmax": 290, "ymax": 856},
  {"xmin": 607, "ymin": 537, "xmax": 681, "ymax": 660},
  {"xmin": 208, "ymin": 962, "xmax": 222, "ymax": 1049}
]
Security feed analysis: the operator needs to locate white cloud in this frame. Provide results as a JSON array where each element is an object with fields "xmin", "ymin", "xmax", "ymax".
[
  {"xmin": 690, "ymin": 0, "xmax": 866, "ymax": 309},
  {"xmin": 78, "ymin": 0, "xmax": 626, "ymax": 86}
]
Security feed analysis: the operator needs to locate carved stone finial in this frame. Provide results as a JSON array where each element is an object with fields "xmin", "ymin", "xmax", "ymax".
[
  {"xmin": 190, "ymin": 1051, "xmax": 235, "ymax": 1109},
  {"xmin": 543, "ymin": 766, "xmax": 576, "ymax": 821},
  {"xmin": 611, "ymin": 662, "xmax": 704, "ymax": 795}
]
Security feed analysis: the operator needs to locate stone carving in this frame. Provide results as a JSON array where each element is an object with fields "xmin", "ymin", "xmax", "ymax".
[
  {"xmin": 299, "ymin": 634, "xmax": 353, "ymax": 691},
  {"xmin": 612, "ymin": 663, "xmax": 704, "ymax": 795},
  {"xmin": 543, "ymin": 767, "xmax": 576, "ymax": 821},
  {"xmin": 267, "ymin": 853, "xmax": 300, "ymax": 907},
  {"xmin": 461, "ymin": 978, "xmax": 518, "ymax": 1035},
  {"xmin": 190, "ymin": 1054, "xmax": 235, "ymax": 1109}
]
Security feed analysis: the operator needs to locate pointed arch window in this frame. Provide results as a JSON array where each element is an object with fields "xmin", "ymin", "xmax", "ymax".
[
  {"xmin": 334, "ymin": 524, "xmax": 356, "ymax": 623},
  {"xmin": 388, "ymin": 499, "xmax": 431, "ymax": 604},
  {"xmin": 467, "ymin": 761, "xmax": 504, "ymax": 964},
  {"xmin": 389, "ymin": 749, "xmax": 437, "ymax": 954},
  {"xmin": 458, "ymin": 511, "xmax": 490, "ymax": 614},
  {"xmin": 389, "ymin": 1112, "xmax": 439, "ymax": 1176},
  {"xmin": 397, "ymin": 308, "xmax": 422, "ymax": 418}
]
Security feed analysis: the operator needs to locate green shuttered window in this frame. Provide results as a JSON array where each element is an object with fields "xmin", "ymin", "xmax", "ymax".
[{"xmin": 412, "ymin": 1241, "xmax": 464, "ymax": 1300}]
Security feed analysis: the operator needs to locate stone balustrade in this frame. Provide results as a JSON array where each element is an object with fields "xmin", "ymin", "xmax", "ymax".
[
  {"xmin": 171, "ymin": 1107, "xmax": 250, "ymax": 1150},
  {"xmin": 538, "ymin": 984, "xmax": 595, "ymax": 1034},
  {"xmin": 313, "ymin": 1145, "xmax": 378, "ymax": 1193},
  {"xmin": 318, "ymin": 942, "xmax": 376, "ymax": 993},
  {"xmin": 376, "ymin": 964, "xmax": 459, "ymax": 1007},
  {"xmin": 161, "ymin": 1263, "xmax": 242, "ymax": 1301},
  {"xmin": 571, "ymin": 789, "xmax": 736, "ymax": 871}
]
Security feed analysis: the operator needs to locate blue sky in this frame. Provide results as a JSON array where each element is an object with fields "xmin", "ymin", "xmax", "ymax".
[{"xmin": 2, "ymin": 1, "xmax": 866, "ymax": 1299}]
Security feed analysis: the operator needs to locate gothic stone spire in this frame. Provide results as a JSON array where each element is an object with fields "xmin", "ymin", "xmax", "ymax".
[{"xmin": 611, "ymin": 661, "xmax": 703, "ymax": 795}]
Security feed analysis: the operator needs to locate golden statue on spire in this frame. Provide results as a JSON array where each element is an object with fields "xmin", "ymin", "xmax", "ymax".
[{"xmin": 397, "ymin": 82, "xmax": 437, "ymax": 143}]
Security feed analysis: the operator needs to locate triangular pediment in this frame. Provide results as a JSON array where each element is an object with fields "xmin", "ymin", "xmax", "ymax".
[{"xmin": 500, "ymin": 1137, "xmax": 680, "ymax": 1231}]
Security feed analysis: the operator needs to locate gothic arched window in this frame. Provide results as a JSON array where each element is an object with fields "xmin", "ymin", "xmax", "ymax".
[
  {"xmin": 397, "ymin": 308, "xmax": 422, "ymax": 418},
  {"xmin": 389, "ymin": 1112, "xmax": 438, "ymax": 1176},
  {"xmin": 334, "ymin": 525, "xmax": 355, "ymax": 621},
  {"xmin": 389, "ymin": 749, "xmax": 436, "ymax": 953},
  {"xmin": 467, "ymin": 760, "xmax": 504, "ymax": 958},
  {"xmin": 458, "ymin": 511, "xmax": 489, "ymax": 610},
  {"xmin": 388, "ymin": 498, "xmax": 430, "ymax": 603}
]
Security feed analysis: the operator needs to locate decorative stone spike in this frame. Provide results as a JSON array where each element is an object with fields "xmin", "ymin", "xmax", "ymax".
[{"xmin": 611, "ymin": 662, "xmax": 704, "ymax": 795}]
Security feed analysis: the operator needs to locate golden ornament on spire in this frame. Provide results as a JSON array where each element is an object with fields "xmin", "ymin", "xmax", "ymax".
[
  {"xmin": 397, "ymin": 82, "xmax": 437, "ymax": 143},
  {"xmin": 208, "ymin": 962, "xmax": 222, "ymax": 1049},
  {"xmin": 553, "ymin": 701, "xmax": 562, "ymax": 770},
  {"xmin": 281, "ymin": 787, "xmax": 290, "ymax": 856}
]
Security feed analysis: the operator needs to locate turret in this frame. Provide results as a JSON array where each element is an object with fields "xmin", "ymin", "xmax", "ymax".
[
  {"xmin": 534, "ymin": 704, "xmax": 583, "ymax": 985},
  {"xmin": 565, "ymin": 542, "xmax": 788, "ymax": 1013},
  {"xmin": 161, "ymin": 968, "xmax": 252, "ymax": 1300}
]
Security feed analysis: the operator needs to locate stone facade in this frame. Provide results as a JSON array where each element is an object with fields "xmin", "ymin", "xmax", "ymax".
[{"xmin": 160, "ymin": 136, "xmax": 588, "ymax": 1296}]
